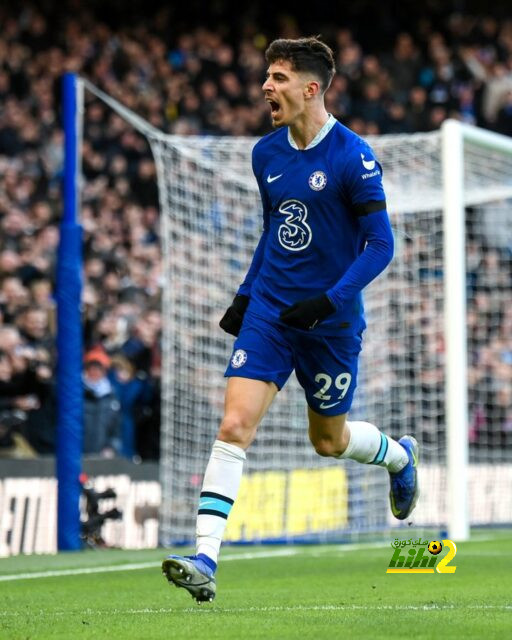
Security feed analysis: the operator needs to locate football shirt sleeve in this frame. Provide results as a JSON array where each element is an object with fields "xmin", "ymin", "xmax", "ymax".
[
  {"xmin": 326, "ymin": 144, "xmax": 394, "ymax": 309},
  {"xmin": 237, "ymin": 150, "xmax": 270, "ymax": 297}
]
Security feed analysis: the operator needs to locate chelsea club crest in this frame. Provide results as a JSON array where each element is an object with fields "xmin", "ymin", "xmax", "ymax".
[
  {"xmin": 231, "ymin": 349, "xmax": 248, "ymax": 368},
  {"xmin": 308, "ymin": 170, "xmax": 327, "ymax": 191}
]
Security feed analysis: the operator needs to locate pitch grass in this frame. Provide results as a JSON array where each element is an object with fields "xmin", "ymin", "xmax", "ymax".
[{"xmin": 1, "ymin": 532, "xmax": 511, "ymax": 639}]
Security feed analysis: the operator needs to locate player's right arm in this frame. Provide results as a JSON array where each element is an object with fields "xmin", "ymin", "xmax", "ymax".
[{"xmin": 219, "ymin": 147, "xmax": 270, "ymax": 337}]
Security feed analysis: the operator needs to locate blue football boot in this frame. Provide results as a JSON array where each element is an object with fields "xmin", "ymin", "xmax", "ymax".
[
  {"xmin": 389, "ymin": 435, "xmax": 419, "ymax": 520},
  {"xmin": 162, "ymin": 554, "xmax": 216, "ymax": 603}
]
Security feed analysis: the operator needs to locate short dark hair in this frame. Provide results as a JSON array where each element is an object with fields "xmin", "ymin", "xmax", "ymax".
[{"xmin": 265, "ymin": 36, "xmax": 335, "ymax": 92}]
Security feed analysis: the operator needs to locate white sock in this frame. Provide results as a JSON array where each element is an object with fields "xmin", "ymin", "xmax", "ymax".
[
  {"xmin": 196, "ymin": 439, "xmax": 246, "ymax": 564},
  {"xmin": 338, "ymin": 421, "xmax": 408, "ymax": 472}
]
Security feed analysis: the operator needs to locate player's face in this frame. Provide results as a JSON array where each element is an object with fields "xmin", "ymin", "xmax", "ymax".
[{"xmin": 262, "ymin": 60, "xmax": 309, "ymax": 127}]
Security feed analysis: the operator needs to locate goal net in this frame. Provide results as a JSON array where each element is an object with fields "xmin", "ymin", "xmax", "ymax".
[
  {"xmin": 80, "ymin": 80, "xmax": 512, "ymax": 544},
  {"xmin": 153, "ymin": 126, "xmax": 512, "ymax": 544}
]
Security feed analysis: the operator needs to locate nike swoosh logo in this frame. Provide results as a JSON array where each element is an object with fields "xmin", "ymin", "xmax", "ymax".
[
  {"xmin": 319, "ymin": 401, "xmax": 341, "ymax": 409},
  {"xmin": 390, "ymin": 493, "xmax": 400, "ymax": 516},
  {"xmin": 267, "ymin": 173, "xmax": 283, "ymax": 183}
]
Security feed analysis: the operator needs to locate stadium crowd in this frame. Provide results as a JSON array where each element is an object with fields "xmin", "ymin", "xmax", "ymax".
[{"xmin": 0, "ymin": 1, "xmax": 511, "ymax": 458}]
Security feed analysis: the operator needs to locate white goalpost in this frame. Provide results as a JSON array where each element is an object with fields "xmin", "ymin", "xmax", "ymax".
[
  {"xmin": 76, "ymin": 77, "xmax": 512, "ymax": 545},
  {"xmin": 442, "ymin": 120, "xmax": 512, "ymax": 541}
]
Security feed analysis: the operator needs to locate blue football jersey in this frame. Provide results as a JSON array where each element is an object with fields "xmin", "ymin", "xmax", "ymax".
[{"xmin": 238, "ymin": 115, "xmax": 393, "ymax": 336}]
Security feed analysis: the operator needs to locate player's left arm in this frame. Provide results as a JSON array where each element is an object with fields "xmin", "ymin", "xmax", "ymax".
[
  {"xmin": 325, "ymin": 206, "xmax": 393, "ymax": 309},
  {"xmin": 326, "ymin": 143, "xmax": 393, "ymax": 309}
]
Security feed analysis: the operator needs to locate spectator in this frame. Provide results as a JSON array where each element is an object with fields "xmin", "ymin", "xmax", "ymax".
[
  {"xmin": 0, "ymin": 336, "xmax": 55, "ymax": 455},
  {"xmin": 17, "ymin": 305, "xmax": 54, "ymax": 354},
  {"xmin": 83, "ymin": 347, "xmax": 121, "ymax": 457},
  {"xmin": 496, "ymin": 89, "xmax": 512, "ymax": 136},
  {"xmin": 385, "ymin": 33, "xmax": 422, "ymax": 104},
  {"xmin": 108, "ymin": 353, "xmax": 151, "ymax": 459}
]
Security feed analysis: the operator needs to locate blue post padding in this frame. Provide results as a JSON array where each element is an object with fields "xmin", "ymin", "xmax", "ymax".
[
  {"xmin": 57, "ymin": 72, "xmax": 83, "ymax": 551},
  {"xmin": 56, "ymin": 224, "xmax": 83, "ymax": 551}
]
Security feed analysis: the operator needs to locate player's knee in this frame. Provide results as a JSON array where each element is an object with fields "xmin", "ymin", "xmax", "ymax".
[
  {"xmin": 218, "ymin": 413, "xmax": 256, "ymax": 449},
  {"xmin": 311, "ymin": 437, "xmax": 344, "ymax": 458}
]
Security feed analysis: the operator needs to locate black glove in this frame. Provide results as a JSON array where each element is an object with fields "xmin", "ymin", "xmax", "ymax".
[
  {"xmin": 279, "ymin": 294, "xmax": 336, "ymax": 331},
  {"xmin": 219, "ymin": 294, "xmax": 250, "ymax": 337}
]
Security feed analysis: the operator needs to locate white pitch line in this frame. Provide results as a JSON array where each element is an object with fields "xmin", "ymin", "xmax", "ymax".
[
  {"xmin": 0, "ymin": 603, "xmax": 511, "ymax": 618},
  {"xmin": 0, "ymin": 545, "xmax": 382, "ymax": 583},
  {"xmin": 101, "ymin": 603, "xmax": 512, "ymax": 614},
  {"xmin": 0, "ymin": 548, "xmax": 299, "ymax": 583},
  {"xmin": 0, "ymin": 561, "xmax": 159, "ymax": 583}
]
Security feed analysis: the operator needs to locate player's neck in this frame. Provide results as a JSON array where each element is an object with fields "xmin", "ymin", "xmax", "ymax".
[{"xmin": 288, "ymin": 108, "xmax": 330, "ymax": 150}]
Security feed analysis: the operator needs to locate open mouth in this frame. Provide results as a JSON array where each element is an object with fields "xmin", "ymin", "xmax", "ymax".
[{"xmin": 268, "ymin": 99, "xmax": 281, "ymax": 116}]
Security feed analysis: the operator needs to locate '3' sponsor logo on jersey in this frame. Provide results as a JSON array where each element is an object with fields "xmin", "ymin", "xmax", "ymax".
[{"xmin": 277, "ymin": 199, "xmax": 312, "ymax": 251}]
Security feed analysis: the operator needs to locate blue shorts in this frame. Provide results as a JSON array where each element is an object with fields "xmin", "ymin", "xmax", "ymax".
[{"xmin": 224, "ymin": 310, "xmax": 362, "ymax": 416}]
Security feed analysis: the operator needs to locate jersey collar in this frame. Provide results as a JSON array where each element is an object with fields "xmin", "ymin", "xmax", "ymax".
[{"xmin": 287, "ymin": 114, "xmax": 336, "ymax": 150}]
